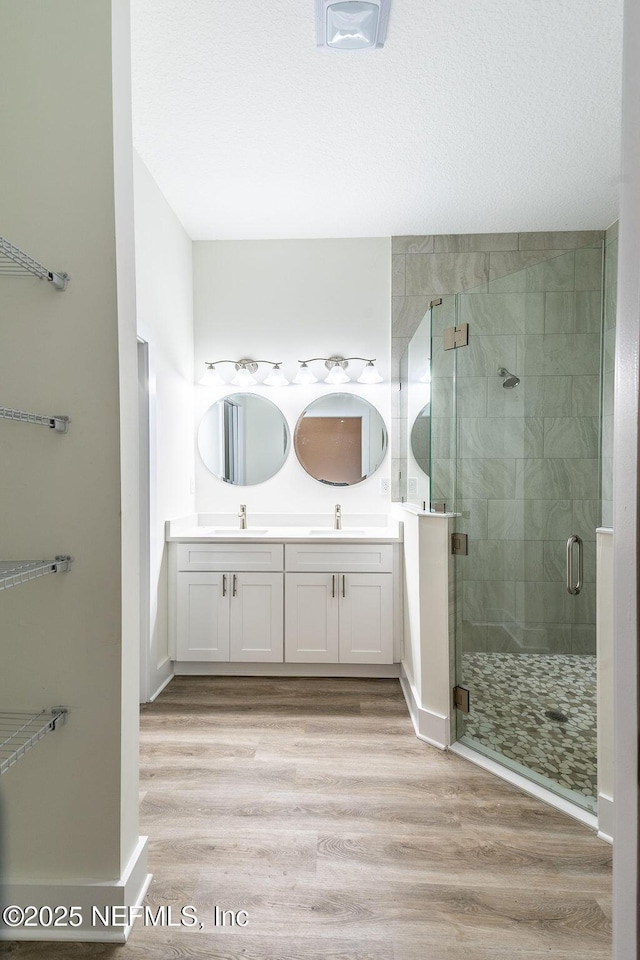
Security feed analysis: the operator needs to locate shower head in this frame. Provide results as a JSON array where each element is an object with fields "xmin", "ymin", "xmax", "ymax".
[{"xmin": 497, "ymin": 367, "xmax": 520, "ymax": 389}]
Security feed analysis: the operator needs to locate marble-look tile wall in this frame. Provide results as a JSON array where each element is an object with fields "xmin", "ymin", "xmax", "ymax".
[
  {"xmin": 602, "ymin": 222, "xmax": 618, "ymax": 527},
  {"xmin": 393, "ymin": 231, "xmax": 606, "ymax": 656}
]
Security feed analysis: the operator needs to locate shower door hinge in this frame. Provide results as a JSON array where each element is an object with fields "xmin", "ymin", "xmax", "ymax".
[
  {"xmin": 443, "ymin": 323, "xmax": 469, "ymax": 351},
  {"xmin": 451, "ymin": 532, "xmax": 468, "ymax": 556},
  {"xmin": 453, "ymin": 686, "xmax": 470, "ymax": 714}
]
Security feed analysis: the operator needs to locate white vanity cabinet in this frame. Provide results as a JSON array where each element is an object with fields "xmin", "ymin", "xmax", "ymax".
[
  {"xmin": 171, "ymin": 543, "xmax": 284, "ymax": 662},
  {"xmin": 284, "ymin": 544, "xmax": 394, "ymax": 664},
  {"xmin": 168, "ymin": 534, "xmax": 399, "ymax": 671}
]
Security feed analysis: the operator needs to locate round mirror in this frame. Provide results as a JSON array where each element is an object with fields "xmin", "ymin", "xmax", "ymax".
[
  {"xmin": 294, "ymin": 393, "xmax": 387, "ymax": 485},
  {"xmin": 198, "ymin": 393, "xmax": 290, "ymax": 485},
  {"xmin": 410, "ymin": 403, "xmax": 430, "ymax": 477}
]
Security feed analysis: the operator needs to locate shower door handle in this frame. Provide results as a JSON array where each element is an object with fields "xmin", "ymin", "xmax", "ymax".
[{"xmin": 566, "ymin": 535, "xmax": 583, "ymax": 596}]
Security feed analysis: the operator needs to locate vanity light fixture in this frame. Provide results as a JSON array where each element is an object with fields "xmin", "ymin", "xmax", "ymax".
[
  {"xmin": 295, "ymin": 356, "xmax": 383, "ymax": 384},
  {"xmin": 200, "ymin": 356, "xmax": 383, "ymax": 387},
  {"xmin": 199, "ymin": 359, "xmax": 286, "ymax": 387}
]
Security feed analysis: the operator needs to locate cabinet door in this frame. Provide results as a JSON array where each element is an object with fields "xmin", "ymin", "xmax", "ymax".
[
  {"xmin": 285, "ymin": 573, "xmax": 339, "ymax": 662},
  {"xmin": 339, "ymin": 573, "xmax": 394, "ymax": 664},
  {"xmin": 229, "ymin": 573, "xmax": 283, "ymax": 662},
  {"xmin": 176, "ymin": 573, "xmax": 230, "ymax": 661}
]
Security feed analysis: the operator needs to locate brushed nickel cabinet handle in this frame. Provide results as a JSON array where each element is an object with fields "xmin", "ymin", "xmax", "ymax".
[
  {"xmin": 332, "ymin": 574, "xmax": 336, "ymax": 598},
  {"xmin": 232, "ymin": 574, "xmax": 237, "ymax": 597},
  {"xmin": 222, "ymin": 573, "xmax": 227, "ymax": 597},
  {"xmin": 342, "ymin": 574, "xmax": 346, "ymax": 598}
]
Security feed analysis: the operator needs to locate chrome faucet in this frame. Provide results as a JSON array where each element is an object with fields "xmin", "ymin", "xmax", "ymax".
[
  {"xmin": 334, "ymin": 504, "xmax": 342, "ymax": 530},
  {"xmin": 238, "ymin": 504, "xmax": 247, "ymax": 530}
]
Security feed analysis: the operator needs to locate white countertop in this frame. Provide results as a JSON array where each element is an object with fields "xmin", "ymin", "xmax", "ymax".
[{"xmin": 166, "ymin": 513, "xmax": 402, "ymax": 543}]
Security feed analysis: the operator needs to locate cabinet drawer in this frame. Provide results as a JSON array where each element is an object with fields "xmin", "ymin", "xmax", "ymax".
[
  {"xmin": 285, "ymin": 542, "xmax": 393, "ymax": 573},
  {"xmin": 176, "ymin": 542, "xmax": 284, "ymax": 572}
]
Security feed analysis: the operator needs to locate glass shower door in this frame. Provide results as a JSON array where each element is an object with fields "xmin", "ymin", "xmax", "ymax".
[{"xmin": 449, "ymin": 247, "xmax": 603, "ymax": 811}]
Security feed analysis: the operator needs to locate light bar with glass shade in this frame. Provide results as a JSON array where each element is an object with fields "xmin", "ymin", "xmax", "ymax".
[
  {"xmin": 198, "ymin": 359, "xmax": 287, "ymax": 387},
  {"xmin": 295, "ymin": 356, "xmax": 383, "ymax": 384},
  {"xmin": 200, "ymin": 356, "xmax": 383, "ymax": 387}
]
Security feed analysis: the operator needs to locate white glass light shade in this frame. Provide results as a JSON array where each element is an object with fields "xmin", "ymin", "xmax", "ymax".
[
  {"xmin": 263, "ymin": 364, "xmax": 290, "ymax": 387},
  {"xmin": 325, "ymin": 363, "xmax": 351, "ymax": 384},
  {"xmin": 293, "ymin": 363, "xmax": 319, "ymax": 385},
  {"xmin": 357, "ymin": 361, "xmax": 383, "ymax": 384},
  {"xmin": 320, "ymin": 1, "xmax": 387, "ymax": 50},
  {"xmin": 231, "ymin": 366, "xmax": 257, "ymax": 387},
  {"xmin": 199, "ymin": 364, "xmax": 225, "ymax": 386},
  {"xmin": 327, "ymin": 2, "xmax": 378, "ymax": 49}
]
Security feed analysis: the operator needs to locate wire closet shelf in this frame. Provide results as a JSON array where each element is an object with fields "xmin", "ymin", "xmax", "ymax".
[
  {"xmin": 0, "ymin": 406, "xmax": 70, "ymax": 433},
  {"xmin": 0, "ymin": 709, "xmax": 68, "ymax": 776},
  {"xmin": 0, "ymin": 236, "xmax": 69, "ymax": 291},
  {"xmin": 0, "ymin": 557, "xmax": 73, "ymax": 592}
]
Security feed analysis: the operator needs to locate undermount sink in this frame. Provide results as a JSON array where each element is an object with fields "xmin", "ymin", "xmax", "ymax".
[
  {"xmin": 206, "ymin": 527, "xmax": 270, "ymax": 536},
  {"xmin": 308, "ymin": 528, "xmax": 368, "ymax": 536}
]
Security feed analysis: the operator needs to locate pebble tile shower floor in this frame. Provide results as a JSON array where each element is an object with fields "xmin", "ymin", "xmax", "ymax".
[{"xmin": 462, "ymin": 652, "xmax": 597, "ymax": 802}]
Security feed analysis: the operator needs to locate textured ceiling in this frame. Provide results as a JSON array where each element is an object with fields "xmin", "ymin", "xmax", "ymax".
[{"xmin": 130, "ymin": 0, "xmax": 623, "ymax": 240}]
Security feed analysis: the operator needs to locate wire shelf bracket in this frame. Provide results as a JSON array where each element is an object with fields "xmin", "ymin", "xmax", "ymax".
[
  {"xmin": 0, "ymin": 708, "xmax": 68, "ymax": 776},
  {"xmin": 0, "ymin": 237, "xmax": 69, "ymax": 291},
  {"xmin": 0, "ymin": 557, "xmax": 74, "ymax": 592},
  {"xmin": 0, "ymin": 406, "xmax": 70, "ymax": 433}
]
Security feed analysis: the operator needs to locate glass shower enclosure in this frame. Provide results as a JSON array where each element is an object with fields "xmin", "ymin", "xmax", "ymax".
[{"xmin": 402, "ymin": 243, "xmax": 604, "ymax": 812}]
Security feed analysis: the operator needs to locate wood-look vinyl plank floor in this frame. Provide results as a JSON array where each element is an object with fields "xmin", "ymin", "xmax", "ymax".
[{"xmin": 3, "ymin": 676, "xmax": 611, "ymax": 959}]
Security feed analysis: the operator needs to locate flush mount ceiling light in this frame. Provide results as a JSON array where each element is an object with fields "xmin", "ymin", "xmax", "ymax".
[{"xmin": 316, "ymin": 0, "xmax": 390, "ymax": 50}]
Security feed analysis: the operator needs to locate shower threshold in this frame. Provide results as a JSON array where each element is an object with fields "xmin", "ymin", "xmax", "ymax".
[{"xmin": 450, "ymin": 737, "xmax": 598, "ymax": 830}]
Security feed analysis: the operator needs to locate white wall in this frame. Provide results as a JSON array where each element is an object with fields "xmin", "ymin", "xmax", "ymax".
[
  {"xmin": 397, "ymin": 508, "xmax": 454, "ymax": 748},
  {"xmin": 193, "ymin": 239, "xmax": 391, "ymax": 516},
  {"xmin": 133, "ymin": 153, "xmax": 195, "ymax": 699},
  {"xmin": 0, "ymin": 0, "xmax": 145, "ymax": 931},
  {"xmin": 613, "ymin": 0, "xmax": 640, "ymax": 951}
]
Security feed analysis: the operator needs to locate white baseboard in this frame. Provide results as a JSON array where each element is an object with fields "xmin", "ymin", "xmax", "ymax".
[
  {"xmin": 1, "ymin": 836, "xmax": 151, "ymax": 943},
  {"xmin": 597, "ymin": 792, "xmax": 614, "ymax": 843},
  {"xmin": 399, "ymin": 665, "xmax": 449, "ymax": 750},
  {"xmin": 148, "ymin": 668, "xmax": 174, "ymax": 702},
  {"xmin": 174, "ymin": 661, "xmax": 401, "ymax": 678}
]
